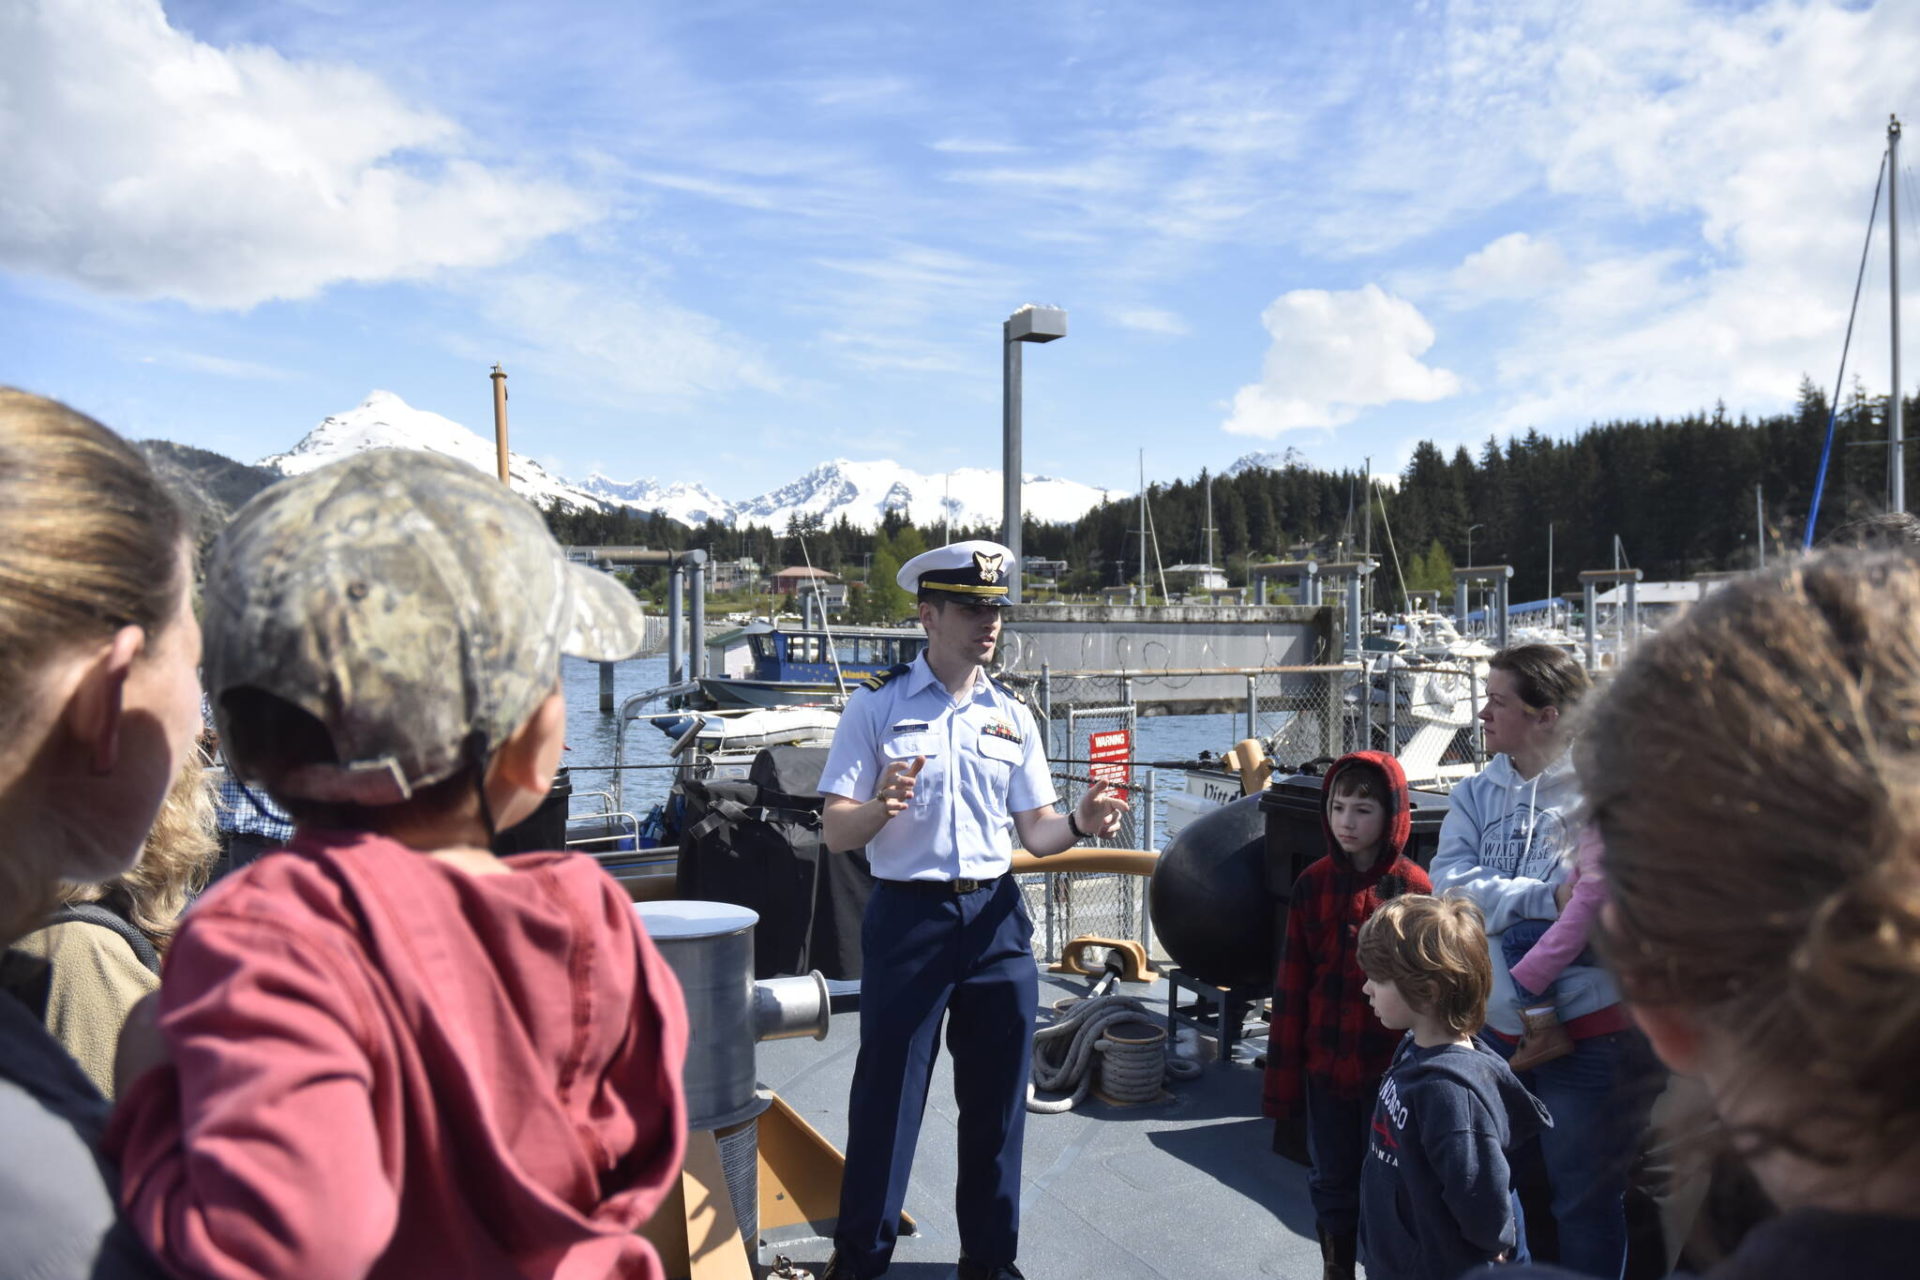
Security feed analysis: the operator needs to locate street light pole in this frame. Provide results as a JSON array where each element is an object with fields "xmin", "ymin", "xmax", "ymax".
[
  {"xmin": 1466, "ymin": 523, "xmax": 1484, "ymax": 569},
  {"xmin": 1002, "ymin": 304, "xmax": 1067, "ymax": 604}
]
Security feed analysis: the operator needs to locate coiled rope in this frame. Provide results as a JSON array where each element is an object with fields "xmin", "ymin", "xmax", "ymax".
[{"xmin": 1027, "ymin": 995, "xmax": 1202, "ymax": 1113}]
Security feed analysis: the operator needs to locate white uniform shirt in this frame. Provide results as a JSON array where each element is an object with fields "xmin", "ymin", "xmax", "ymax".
[{"xmin": 819, "ymin": 654, "xmax": 1058, "ymax": 881}]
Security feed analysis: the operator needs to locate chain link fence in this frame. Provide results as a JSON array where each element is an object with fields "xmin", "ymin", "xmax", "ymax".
[{"xmin": 1006, "ymin": 663, "xmax": 1384, "ymax": 964}]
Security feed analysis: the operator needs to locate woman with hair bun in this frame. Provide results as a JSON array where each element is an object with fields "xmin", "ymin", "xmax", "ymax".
[
  {"xmin": 1, "ymin": 388, "xmax": 199, "ymax": 1278},
  {"xmin": 1507, "ymin": 550, "xmax": 1920, "ymax": 1278}
]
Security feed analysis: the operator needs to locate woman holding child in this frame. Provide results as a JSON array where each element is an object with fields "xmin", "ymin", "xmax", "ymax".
[
  {"xmin": 1, "ymin": 389, "xmax": 199, "ymax": 1278},
  {"xmin": 1507, "ymin": 550, "xmax": 1920, "ymax": 1277},
  {"xmin": 1432, "ymin": 644, "xmax": 1655, "ymax": 1279}
]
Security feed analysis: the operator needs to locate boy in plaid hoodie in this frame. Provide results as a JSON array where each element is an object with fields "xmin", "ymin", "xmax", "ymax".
[{"xmin": 1263, "ymin": 751, "xmax": 1431, "ymax": 1280}]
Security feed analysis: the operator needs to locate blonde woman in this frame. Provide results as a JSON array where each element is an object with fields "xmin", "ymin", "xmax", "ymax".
[{"xmin": 1, "ymin": 388, "xmax": 201, "ymax": 1278}]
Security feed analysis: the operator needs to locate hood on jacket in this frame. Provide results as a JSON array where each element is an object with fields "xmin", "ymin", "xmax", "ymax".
[{"xmin": 1321, "ymin": 750, "xmax": 1413, "ymax": 870}]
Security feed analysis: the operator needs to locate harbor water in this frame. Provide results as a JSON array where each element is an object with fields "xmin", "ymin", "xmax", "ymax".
[{"xmin": 560, "ymin": 654, "xmax": 1260, "ymax": 848}]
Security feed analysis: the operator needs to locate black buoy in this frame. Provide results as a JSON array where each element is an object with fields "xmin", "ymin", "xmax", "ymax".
[{"xmin": 1149, "ymin": 792, "xmax": 1274, "ymax": 989}]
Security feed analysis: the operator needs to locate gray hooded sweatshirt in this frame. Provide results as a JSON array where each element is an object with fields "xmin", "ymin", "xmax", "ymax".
[{"xmin": 1429, "ymin": 750, "xmax": 1620, "ymax": 1037}]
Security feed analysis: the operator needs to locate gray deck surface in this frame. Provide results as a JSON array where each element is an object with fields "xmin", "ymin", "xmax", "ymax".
[{"xmin": 756, "ymin": 970, "xmax": 1328, "ymax": 1280}]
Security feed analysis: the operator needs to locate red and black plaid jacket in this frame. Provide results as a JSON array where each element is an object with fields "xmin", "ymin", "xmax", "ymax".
[{"xmin": 1262, "ymin": 752, "xmax": 1431, "ymax": 1115}]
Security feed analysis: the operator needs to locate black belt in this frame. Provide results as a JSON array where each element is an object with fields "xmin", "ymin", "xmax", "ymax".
[{"xmin": 879, "ymin": 875, "xmax": 1006, "ymax": 895}]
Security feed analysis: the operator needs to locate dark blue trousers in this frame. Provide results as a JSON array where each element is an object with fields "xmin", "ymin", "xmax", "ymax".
[
  {"xmin": 1304, "ymin": 1075, "xmax": 1376, "ymax": 1236},
  {"xmin": 835, "ymin": 877, "xmax": 1038, "ymax": 1277}
]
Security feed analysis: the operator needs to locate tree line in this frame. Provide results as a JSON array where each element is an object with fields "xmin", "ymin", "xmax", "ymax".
[{"xmin": 545, "ymin": 379, "xmax": 1918, "ymax": 610}]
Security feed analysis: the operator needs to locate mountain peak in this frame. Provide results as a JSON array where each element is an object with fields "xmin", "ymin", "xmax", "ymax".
[
  {"xmin": 258, "ymin": 391, "xmax": 608, "ymax": 512},
  {"xmin": 1227, "ymin": 447, "xmax": 1310, "ymax": 475},
  {"xmin": 255, "ymin": 392, "xmax": 1126, "ymax": 530}
]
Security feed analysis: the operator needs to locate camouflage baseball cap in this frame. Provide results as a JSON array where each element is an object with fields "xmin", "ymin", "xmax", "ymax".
[{"xmin": 204, "ymin": 448, "xmax": 647, "ymax": 804}]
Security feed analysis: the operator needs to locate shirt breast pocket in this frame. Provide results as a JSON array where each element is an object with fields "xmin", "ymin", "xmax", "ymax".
[
  {"xmin": 882, "ymin": 733, "xmax": 940, "ymax": 806},
  {"xmin": 974, "ymin": 732, "xmax": 1024, "ymax": 783}
]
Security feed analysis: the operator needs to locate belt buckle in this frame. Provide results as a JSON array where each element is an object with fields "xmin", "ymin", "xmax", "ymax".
[{"xmin": 953, "ymin": 877, "xmax": 980, "ymax": 894}]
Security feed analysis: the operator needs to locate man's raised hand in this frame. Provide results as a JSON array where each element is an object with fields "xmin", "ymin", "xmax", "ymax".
[
  {"xmin": 1076, "ymin": 778, "xmax": 1131, "ymax": 839},
  {"xmin": 878, "ymin": 755, "xmax": 925, "ymax": 818}
]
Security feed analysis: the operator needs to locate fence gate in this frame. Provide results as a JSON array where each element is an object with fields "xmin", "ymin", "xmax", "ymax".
[{"xmin": 1024, "ymin": 704, "xmax": 1141, "ymax": 960}]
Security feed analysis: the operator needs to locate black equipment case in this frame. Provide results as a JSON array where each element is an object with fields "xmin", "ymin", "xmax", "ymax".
[{"xmin": 674, "ymin": 745, "xmax": 874, "ymax": 980}]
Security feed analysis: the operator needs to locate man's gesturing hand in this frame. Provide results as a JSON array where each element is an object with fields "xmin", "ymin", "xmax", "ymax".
[
  {"xmin": 878, "ymin": 755, "xmax": 925, "ymax": 818},
  {"xmin": 1075, "ymin": 778, "xmax": 1131, "ymax": 839}
]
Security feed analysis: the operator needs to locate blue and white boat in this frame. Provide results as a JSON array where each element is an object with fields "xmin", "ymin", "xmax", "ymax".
[{"xmin": 698, "ymin": 619, "xmax": 927, "ymax": 709}]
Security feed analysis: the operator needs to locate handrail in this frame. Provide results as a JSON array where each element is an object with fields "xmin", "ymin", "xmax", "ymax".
[
  {"xmin": 1010, "ymin": 847, "xmax": 1157, "ymax": 877},
  {"xmin": 1029, "ymin": 663, "xmax": 1360, "ymax": 679}
]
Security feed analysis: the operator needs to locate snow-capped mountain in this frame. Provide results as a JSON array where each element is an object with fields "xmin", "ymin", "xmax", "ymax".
[
  {"xmin": 1227, "ymin": 447, "xmax": 1310, "ymax": 474},
  {"xmin": 727, "ymin": 459, "xmax": 1118, "ymax": 532},
  {"xmin": 260, "ymin": 391, "xmax": 1124, "ymax": 530},
  {"xmin": 576, "ymin": 473, "xmax": 732, "ymax": 526},
  {"xmin": 260, "ymin": 390, "xmax": 609, "ymax": 513}
]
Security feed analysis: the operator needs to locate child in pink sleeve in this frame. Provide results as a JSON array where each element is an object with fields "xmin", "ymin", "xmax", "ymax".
[{"xmin": 1502, "ymin": 825, "xmax": 1606, "ymax": 1070}]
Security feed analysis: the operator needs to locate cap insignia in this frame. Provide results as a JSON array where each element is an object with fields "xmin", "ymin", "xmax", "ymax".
[{"xmin": 974, "ymin": 550, "xmax": 1004, "ymax": 582}]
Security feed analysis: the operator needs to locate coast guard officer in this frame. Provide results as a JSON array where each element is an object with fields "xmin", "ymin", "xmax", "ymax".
[{"xmin": 818, "ymin": 540, "xmax": 1127, "ymax": 1280}]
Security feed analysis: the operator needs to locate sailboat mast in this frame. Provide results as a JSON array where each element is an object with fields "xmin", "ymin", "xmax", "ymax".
[
  {"xmin": 1204, "ymin": 473, "xmax": 1216, "ymax": 576},
  {"xmin": 1137, "ymin": 449, "xmax": 1147, "ymax": 607},
  {"xmin": 1892, "ymin": 113, "xmax": 1905, "ymax": 514}
]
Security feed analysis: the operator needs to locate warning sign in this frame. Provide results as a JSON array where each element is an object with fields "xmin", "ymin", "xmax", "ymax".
[{"xmin": 1086, "ymin": 728, "xmax": 1132, "ymax": 799}]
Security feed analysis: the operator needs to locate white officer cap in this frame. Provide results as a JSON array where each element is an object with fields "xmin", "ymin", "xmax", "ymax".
[{"xmin": 897, "ymin": 539, "xmax": 1014, "ymax": 605}]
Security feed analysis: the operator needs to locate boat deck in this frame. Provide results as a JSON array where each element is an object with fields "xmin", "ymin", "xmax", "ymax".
[{"xmin": 756, "ymin": 969, "xmax": 1326, "ymax": 1280}]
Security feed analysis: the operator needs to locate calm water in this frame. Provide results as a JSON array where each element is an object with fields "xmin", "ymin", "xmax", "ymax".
[{"xmin": 559, "ymin": 654, "xmax": 1256, "ymax": 846}]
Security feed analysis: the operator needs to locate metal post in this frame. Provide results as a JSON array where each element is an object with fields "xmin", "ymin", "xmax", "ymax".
[
  {"xmin": 1626, "ymin": 579, "xmax": 1641, "ymax": 651},
  {"xmin": 1892, "ymin": 115, "xmax": 1905, "ymax": 515},
  {"xmin": 1044, "ymin": 871, "xmax": 1056, "ymax": 962},
  {"xmin": 1583, "ymin": 582, "xmax": 1599, "ymax": 672},
  {"xmin": 688, "ymin": 552, "xmax": 707, "ymax": 680},
  {"xmin": 668, "ymin": 565, "xmax": 685, "ymax": 684},
  {"xmin": 1756, "ymin": 485, "xmax": 1766, "ymax": 568},
  {"xmin": 1038, "ymin": 662, "xmax": 1052, "ymax": 757},
  {"xmin": 1002, "ymin": 326, "xmax": 1023, "ymax": 602},
  {"xmin": 1494, "ymin": 574, "xmax": 1511, "ymax": 651},
  {"xmin": 1354, "ymin": 666, "xmax": 1370, "ymax": 757},
  {"xmin": 489, "ymin": 363, "xmax": 510, "ymax": 484},
  {"xmin": 1245, "ymin": 673, "xmax": 1258, "ymax": 742},
  {"xmin": 1470, "ymin": 664, "xmax": 1486, "ymax": 764},
  {"xmin": 1384, "ymin": 653, "xmax": 1397, "ymax": 755},
  {"xmin": 1142, "ymin": 771, "xmax": 1159, "ymax": 956},
  {"xmin": 599, "ymin": 662, "xmax": 614, "ymax": 714}
]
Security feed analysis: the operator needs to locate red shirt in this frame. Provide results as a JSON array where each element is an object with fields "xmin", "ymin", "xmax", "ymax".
[
  {"xmin": 1263, "ymin": 752, "xmax": 1432, "ymax": 1113},
  {"xmin": 107, "ymin": 829, "xmax": 689, "ymax": 1280}
]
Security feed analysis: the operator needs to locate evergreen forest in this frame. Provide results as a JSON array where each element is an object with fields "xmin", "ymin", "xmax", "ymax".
[{"xmin": 542, "ymin": 381, "xmax": 1919, "ymax": 614}]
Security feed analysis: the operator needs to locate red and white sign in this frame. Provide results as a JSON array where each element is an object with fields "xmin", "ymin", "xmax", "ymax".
[{"xmin": 1086, "ymin": 728, "xmax": 1132, "ymax": 800}]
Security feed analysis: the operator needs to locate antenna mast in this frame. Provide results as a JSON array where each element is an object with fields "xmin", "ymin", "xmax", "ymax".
[
  {"xmin": 1891, "ymin": 113, "xmax": 1905, "ymax": 514},
  {"xmin": 489, "ymin": 363, "xmax": 510, "ymax": 485}
]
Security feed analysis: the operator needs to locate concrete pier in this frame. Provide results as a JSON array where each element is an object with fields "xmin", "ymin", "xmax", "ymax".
[{"xmin": 1001, "ymin": 604, "xmax": 1335, "ymax": 713}]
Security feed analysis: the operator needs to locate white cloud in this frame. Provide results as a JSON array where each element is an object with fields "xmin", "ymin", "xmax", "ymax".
[
  {"xmin": 138, "ymin": 350, "xmax": 295, "ymax": 380},
  {"xmin": 466, "ymin": 272, "xmax": 781, "ymax": 404},
  {"xmin": 1223, "ymin": 285, "xmax": 1461, "ymax": 437},
  {"xmin": 1436, "ymin": 0, "xmax": 1920, "ymax": 430},
  {"xmin": 928, "ymin": 138, "xmax": 1025, "ymax": 155},
  {"xmin": 1449, "ymin": 233, "xmax": 1568, "ymax": 303},
  {"xmin": 1112, "ymin": 306, "xmax": 1190, "ymax": 336},
  {"xmin": 0, "ymin": 0, "xmax": 595, "ymax": 308}
]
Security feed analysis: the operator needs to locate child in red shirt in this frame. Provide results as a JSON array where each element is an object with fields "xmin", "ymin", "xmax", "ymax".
[
  {"xmin": 1263, "ymin": 751, "xmax": 1432, "ymax": 1280},
  {"xmin": 105, "ymin": 451, "xmax": 690, "ymax": 1280}
]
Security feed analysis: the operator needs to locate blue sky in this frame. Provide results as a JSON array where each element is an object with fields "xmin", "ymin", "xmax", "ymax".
[{"xmin": 3, "ymin": 0, "xmax": 1917, "ymax": 497}]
